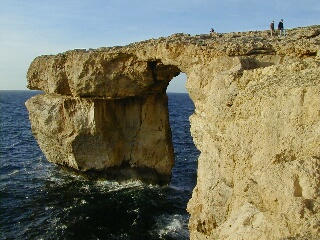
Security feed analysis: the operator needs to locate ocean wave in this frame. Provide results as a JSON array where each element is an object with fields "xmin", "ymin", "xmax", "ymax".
[
  {"xmin": 152, "ymin": 214, "xmax": 189, "ymax": 239},
  {"xmin": 8, "ymin": 169, "xmax": 20, "ymax": 176},
  {"xmin": 94, "ymin": 179, "xmax": 148, "ymax": 192}
]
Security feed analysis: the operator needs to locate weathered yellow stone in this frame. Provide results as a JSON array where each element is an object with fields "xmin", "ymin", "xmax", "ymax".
[{"xmin": 26, "ymin": 25, "xmax": 320, "ymax": 239}]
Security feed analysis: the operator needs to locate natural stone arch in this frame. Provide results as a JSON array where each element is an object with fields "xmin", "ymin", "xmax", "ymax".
[
  {"xmin": 26, "ymin": 52, "xmax": 185, "ymax": 183},
  {"xmin": 26, "ymin": 26, "xmax": 320, "ymax": 240}
]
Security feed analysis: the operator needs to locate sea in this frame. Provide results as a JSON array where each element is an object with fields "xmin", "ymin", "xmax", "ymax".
[{"xmin": 0, "ymin": 91, "xmax": 199, "ymax": 240}]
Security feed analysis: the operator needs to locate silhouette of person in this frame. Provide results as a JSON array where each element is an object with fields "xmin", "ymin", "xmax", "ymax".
[
  {"xmin": 270, "ymin": 20, "xmax": 275, "ymax": 36},
  {"xmin": 278, "ymin": 19, "xmax": 285, "ymax": 36}
]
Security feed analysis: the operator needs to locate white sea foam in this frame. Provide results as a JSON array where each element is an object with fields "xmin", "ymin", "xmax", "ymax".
[
  {"xmin": 168, "ymin": 185, "xmax": 184, "ymax": 191},
  {"xmin": 8, "ymin": 140, "xmax": 20, "ymax": 148},
  {"xmin": 63, "ymin": 206, "xmax": 74, "ymax": 212},
  {"xmin": 44, "ymin": 206, "xmax": 54, "ymax": 211},
  {"xmin": 94, "ymin": 179, "xmax": 148, "ymax": 192},
  {"xmin": 8, "ymin": 169, "xmax": 19, "ymax": 176},
  {"xmin": 81, "ymin": 184, "xmax": 90, "ymax": 193},
  {"xmin": 152, "ymin": 214, "xmax": 189, "ymax": 239}
]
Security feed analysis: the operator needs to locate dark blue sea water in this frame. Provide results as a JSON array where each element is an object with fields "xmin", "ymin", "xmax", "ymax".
[{"xmin": 0, "ymin": 91, "xmax": 199, "ymax": 240}]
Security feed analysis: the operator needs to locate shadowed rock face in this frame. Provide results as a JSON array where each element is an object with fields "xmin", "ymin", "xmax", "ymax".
[
  {"xmin": 25, "ymin": 94, "xmax": 174, "ymax": 179},
  {"xmin": 26, "ymin": 26, "xmax": 320, "ymax": 240}
]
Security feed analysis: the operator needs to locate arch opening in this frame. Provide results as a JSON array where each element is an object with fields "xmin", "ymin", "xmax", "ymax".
[
  {"xmin": 24, "ymin": 54, "xmax": 201, "ymax": 239},
  {"xmin": 166, "ymin": 73, "xmax": 199, "ymax": 190},
  {"xmin": 166, "ymin": 73, "xmax": 188, "ymax": 94},
  {"xmin": 164, "ymin": 73, "xmax": 200, "ymax": 238}
]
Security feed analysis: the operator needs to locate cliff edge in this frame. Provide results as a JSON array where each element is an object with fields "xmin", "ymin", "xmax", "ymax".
[{"xmin": 26, "ymin": 25, "xmax": 320, "ymax": 239}]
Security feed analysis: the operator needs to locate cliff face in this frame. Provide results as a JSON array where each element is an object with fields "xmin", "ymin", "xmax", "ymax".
[
  {"xmin": 25, "ymin": 94, "xmax": 174, "ymax": 181},
  {"xmin": 26, "ymin": 26, "xmax": 320, "ymax": 239}
]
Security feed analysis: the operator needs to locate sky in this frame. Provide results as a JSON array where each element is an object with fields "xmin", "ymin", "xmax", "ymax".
[{"xmin": 0, "ymin": 0, "xmax": 319, "ymax": 92}]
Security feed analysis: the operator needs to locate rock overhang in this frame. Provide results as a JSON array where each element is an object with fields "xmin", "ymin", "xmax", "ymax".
[{"xmin": 27, "ymin": 52, "xmax": 181, "ymax": 98}]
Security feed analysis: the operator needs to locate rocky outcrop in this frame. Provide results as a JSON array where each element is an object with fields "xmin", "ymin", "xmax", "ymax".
[
  {"xmin": 26, "ymin": 25, "xmax": 320, "ymax": 239},
  {"xmin": 25, "ymin": 94, "xmax": 174, "ymax": 182}
]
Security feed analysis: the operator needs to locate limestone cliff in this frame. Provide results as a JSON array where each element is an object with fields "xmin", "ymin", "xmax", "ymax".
[
  {"xmin": 25, "ymin": 94, "xmax": 174, "ymax": 182},
  {"xmin": 26, "ymin": 25, "xmax": 320, "ymax": 239}
]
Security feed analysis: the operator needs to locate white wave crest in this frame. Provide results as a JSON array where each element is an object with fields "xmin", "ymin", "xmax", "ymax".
[{"xmin": 152, "ymin": 214, "xmax": 189, "ymax": 239}]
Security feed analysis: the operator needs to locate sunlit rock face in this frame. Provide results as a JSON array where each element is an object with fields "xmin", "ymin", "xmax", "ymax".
[{"xmin": 26, "ymin": 25, "xmax": 320, "ymax": 239}]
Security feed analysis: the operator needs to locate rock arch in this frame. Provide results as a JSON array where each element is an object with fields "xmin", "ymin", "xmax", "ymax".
[
  {"xmin": 26, "ymin": 27, "xmax": 320, "ymax": 240},
  {"xmin": 26, "ymin": 52, "xmax": 184, "ymax": 183}
]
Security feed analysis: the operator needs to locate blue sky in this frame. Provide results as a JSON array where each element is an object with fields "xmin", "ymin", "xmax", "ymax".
[{"xmin": 0, "ymin": 0, "xmax": 319, "ymax": 92}]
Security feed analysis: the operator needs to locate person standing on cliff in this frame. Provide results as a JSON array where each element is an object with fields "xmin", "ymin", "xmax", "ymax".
[
  {"xmin": 270, "ymin": 20, "xmax": 275, "ymax": 36},
  {"xmin": 278, "ymin": 19, "xmax": 285, "ymax": 36}
]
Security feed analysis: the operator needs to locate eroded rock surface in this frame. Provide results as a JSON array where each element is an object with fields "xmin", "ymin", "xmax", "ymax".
[
  {"xmin": 26, "ymin": 25, "xmax": 320, "ymax": 239},
  {"xmin": 26, "ymin": 94, "xmax": 173, "ymax": 180}
]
